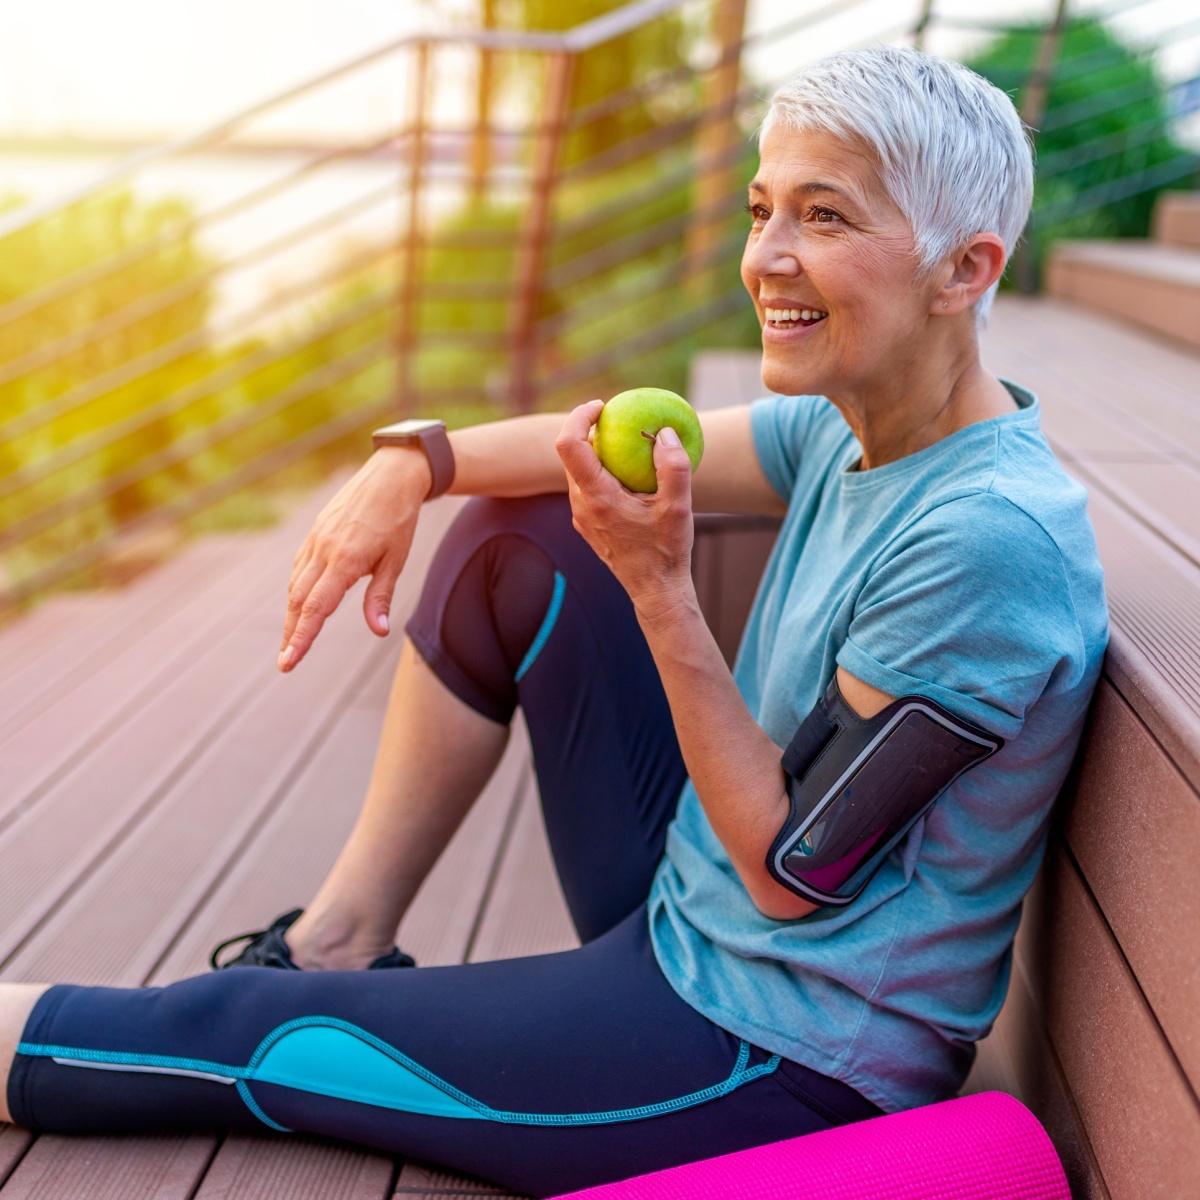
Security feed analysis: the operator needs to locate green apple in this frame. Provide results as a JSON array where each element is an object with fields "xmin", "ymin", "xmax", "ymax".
[{"xmin": 593, "ymin": 387, "xmax": 704, "ymax": 494}]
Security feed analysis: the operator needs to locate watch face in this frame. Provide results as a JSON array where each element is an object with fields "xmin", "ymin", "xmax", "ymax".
[{"xmin": 375, "ymin": 419, "xmax": 442, "ymax": 437}]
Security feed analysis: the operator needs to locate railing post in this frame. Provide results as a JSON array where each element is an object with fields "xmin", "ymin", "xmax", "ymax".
[
  {"xmin": 396, "ymin": 41, "xmax": 430, "ymax": 416},
  {"xmin": 509, "ymin": 50, "xmax": 574, "ymax": 415},
  {"xmin": 470, "ymin": 0, "xmax": 497, "ymax": 202},
  {"xmin": 1014, "ymin": 0, "xmax": 1070, "ymax": 294},
  {"xmin": 686, "ymin": 0, "xmax": 748, "ymax": 293}
]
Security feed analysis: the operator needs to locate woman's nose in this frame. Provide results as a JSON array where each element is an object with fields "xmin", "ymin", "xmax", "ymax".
[{"xmin": 743, "ymin": 222, "xmax": 800, "ymax": 280}]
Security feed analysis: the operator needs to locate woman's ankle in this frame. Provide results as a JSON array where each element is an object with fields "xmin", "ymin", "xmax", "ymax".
[{"xmin": 285, "ymin": 906, "xmax": 398, "ymax": 971}]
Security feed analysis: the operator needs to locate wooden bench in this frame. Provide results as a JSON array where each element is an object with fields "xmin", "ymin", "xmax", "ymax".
[{"xmin": 690, "ymin": 294, "xmax": 1200, "ymax": 1200}]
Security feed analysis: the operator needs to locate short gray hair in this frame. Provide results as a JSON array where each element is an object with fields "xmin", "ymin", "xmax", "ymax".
[{"xmin": 760, "ymin": 45, "xmax": 1034, "ymax": 325}]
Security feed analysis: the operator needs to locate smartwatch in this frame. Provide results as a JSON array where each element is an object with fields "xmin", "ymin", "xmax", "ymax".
[{"xmin": 372, "ymin": 419, "xmax": 455, "ymax": 499}]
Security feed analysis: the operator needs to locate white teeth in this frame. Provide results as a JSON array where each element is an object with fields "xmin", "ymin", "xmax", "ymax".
[{"xmin": 765, "ymin": 306, "xmax": 828, "ymax": 323}]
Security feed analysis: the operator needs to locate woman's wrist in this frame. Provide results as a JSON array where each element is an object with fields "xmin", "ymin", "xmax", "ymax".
[
  {"xmin": 632, "ymin": 576, "xmax": 702, "ymax": 633},
  {"xmin": 373, "ymin": 445, "xmax": 434, "ymax": 501}
]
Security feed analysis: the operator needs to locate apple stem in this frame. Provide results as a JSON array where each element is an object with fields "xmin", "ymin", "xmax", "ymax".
[{"xmin": 640, "ymin": 429, "xmax": 657, "ymax": 442}]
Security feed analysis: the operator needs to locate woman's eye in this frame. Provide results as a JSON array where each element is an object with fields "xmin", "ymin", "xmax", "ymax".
[
  {"xmin": 744, "ymin": 203, "xmax": 769, "ymax": 223},
  {"xmin": 809, "ymin": 206, "xmax": 842, "ymax": 224}
]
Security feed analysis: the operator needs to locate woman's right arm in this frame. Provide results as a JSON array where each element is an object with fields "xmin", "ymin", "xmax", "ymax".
[{"xmin": 278, "ymin": 404, "xmax": 783, "ymax": 672}]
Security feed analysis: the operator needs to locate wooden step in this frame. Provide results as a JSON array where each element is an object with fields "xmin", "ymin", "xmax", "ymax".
[
  {"xmin": 1154, "ymin": 192, "xmax": 1200, "ymax": 251},
  {"xmin": 1044, "ymin": 240, "xmax": 1200, "ymax": 350}
]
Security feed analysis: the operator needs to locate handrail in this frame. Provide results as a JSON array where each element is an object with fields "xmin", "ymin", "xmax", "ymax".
[
  {"xmin": 0, "ymin": 127, "xmax": 407, "ymax": 330},
  {"xmin": 1033, "ymin": 152, "xmax": 1200, "ymax": 227},
  {"xmin": 0, "ymin": 237, "xmax": 398, "ymax": 444},
  {"xmin": 3, "ymin": 0, "xmax": 1196, "ymax": 608},
  {"xmin": 0, "ymin": 0, "xmax": 691, "ymax": 245}
]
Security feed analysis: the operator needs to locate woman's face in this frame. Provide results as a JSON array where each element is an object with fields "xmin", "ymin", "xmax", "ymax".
[{"xmin": 741, "ymin": 125, "xmax": 935, "ymax": 400}]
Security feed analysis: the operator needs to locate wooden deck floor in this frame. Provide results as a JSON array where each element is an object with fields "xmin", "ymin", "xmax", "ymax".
[
  {"xmin": 0, "ymin": 488, "xmax": 577, "ymax": 1198},
  {"xmin": 0, "ymin": 293, "xmax": 1198, "ymax": 1196}
]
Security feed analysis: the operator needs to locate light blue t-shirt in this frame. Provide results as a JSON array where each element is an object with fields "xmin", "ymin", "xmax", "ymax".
[{"xmin": 647, "ymin": 381, "xmax": 1108, "ymax": 1114}]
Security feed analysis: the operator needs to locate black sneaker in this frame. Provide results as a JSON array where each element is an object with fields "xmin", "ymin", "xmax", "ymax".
[{"xmin": 209, "ymin": 908, "xmax": 416, "ymax": 971}]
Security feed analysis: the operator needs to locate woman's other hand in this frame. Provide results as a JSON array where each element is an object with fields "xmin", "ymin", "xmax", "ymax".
[
  {"xmin": 278, "ymin": 447, "xmax": 432, "ymax": 672},
  {"xmin": 556, "ymin": 400, "xmax": 696, "ymax": 620}
]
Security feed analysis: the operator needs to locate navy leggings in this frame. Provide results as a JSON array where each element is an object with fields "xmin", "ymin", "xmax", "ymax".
[{"xmin": 9, "ymin": 497, "xmax": 880, "ymax": 1195}]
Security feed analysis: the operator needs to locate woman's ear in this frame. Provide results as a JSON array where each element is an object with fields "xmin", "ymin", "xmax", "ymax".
[{"xmin": 933, "ymin": 233, "xmax": 1007, "ymax": 316}]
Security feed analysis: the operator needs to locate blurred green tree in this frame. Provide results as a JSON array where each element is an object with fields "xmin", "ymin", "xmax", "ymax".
[{"xmin": 967, "ymin": 16, "xmax": 1198, "ymax": 283}]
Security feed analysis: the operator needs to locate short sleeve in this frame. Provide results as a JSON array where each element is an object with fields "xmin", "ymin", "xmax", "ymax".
[
  {"xmin": 836, "ymin": 493, "xmax": 1086, "ymax": 740},
  {"xmin": 750, "ymin": 394, "xmax": 830, "ymax": 501}
]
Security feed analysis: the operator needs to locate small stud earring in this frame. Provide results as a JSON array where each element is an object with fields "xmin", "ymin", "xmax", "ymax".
[{"xmin": 942, "ymin": 301, "xmax": 949, "ymax": 309}]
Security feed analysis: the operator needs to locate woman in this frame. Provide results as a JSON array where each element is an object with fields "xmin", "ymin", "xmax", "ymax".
[{"xmin": 0, "ymin": 46, "xmax": 1107, "ymax": 1195}]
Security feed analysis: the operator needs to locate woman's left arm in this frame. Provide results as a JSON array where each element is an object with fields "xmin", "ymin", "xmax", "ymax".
[{"xmin": 556, "ymin": 402, "xmax": 888, "ymax": 922}]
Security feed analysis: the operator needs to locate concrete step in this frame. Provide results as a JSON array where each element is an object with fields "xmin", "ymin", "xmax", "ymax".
[
  {"xmin": 1154, "ymin": 192, "xmax": 1200, "ymax": 251},
  {"xmin": 1044, "ymin": 239, "xmax": 1200, "ymax": 350}
]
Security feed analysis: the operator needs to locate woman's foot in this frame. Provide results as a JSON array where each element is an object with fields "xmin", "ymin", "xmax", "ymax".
[{"xmin": 210, "ymin": 908, "xmax": 413, "ymax": 972}]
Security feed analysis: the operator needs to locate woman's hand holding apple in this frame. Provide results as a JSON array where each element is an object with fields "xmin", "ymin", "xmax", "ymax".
[{"xmin": 555, "ymin": 399, "xmax": 697, "ymax": 623}]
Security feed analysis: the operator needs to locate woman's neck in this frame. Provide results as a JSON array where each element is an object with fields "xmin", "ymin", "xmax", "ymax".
[{"xmin": 828, "ymin": 342, "xmax": 1017, "ymax": 471}]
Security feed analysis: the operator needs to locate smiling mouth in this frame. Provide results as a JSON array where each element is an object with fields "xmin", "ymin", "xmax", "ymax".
[{"xmin": 764, "ymin": 306, "xmax": 828, "ymax": 328}]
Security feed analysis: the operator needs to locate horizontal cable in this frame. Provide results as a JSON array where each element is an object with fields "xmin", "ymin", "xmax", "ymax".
[
  {"xmin": 0, "ymin": 177, "xmax": 399, "ymax": 389},
  {"xmin": 2, "ymin": 367, "xmax": 400, "ymax": 605},
  {"xmin": 553, "ymin": 139, "xmax": 745, "ymax": 246},
  {"xmin": 536, "ymin": 228, "xmax": 745, "ymax": 342},
  {"xmin": 1, "ymin": 336, "xmax": 392, "ymax": 560},
  {"xmin": 537, "ymin": 285, "xmax": 749, "ymax": 396},
  {"xmin": 1037, "ymin": 110, "xmax": 1194, "ymax": 178},
  {"xmin": 0, "ymin": 0, "xmax": 693, "ymax": 246},
  {"xmin": 0, "ymin": 237, "xmax": 398, "ymax": 445},
  {"xmin": 931, "ymin": 0, "xmax": 1161, "ymax": 35},
  {"xmin": 565, "ymin": 0, "xmax": 873, "ymax": 135},
  {"xmin": 1039, "ymin": 72, "xmax": 1183, "ymax": 134},
  {"xmin": 982, "ymin": 14, "xmax": 1200, "ymax": 91},
  {"xmin": 1032, "ymin": 152, "xmax": 1200, "ymax": 227},
  {"xmin": 0, "ymin": 292, "xmax": 395, "ymax": 507},
  {"xmin": 545, "ymin": 193, "xmax": 744, "ymax": 293},
  {"xmin": 0, "ymin": 127, "xmax": 408, "ymax": 329}
]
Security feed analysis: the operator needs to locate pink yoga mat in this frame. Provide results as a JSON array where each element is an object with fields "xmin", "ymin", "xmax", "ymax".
[{"xmin": 554, "ymin": 1092, "xmax": 1069, "ymax": 1200}]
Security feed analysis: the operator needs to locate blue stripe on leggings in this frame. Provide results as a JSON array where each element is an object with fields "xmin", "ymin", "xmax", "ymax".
[
  {"xmin": 19, "ymin": 1021, "xmax": 780, "ymax": 1130},
  {"xmin": 514, "ymin": 570, "xmax": 566, "ymax": 683}
]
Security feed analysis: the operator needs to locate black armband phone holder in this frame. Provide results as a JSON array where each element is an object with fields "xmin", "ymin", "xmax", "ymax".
[{"xmin": 767, "ymin": 676, "xmax": 1003, "ymax": 907}]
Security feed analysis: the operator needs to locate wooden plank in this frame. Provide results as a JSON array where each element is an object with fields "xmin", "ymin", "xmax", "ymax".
[
  {"xmin": 1016, "ymin": 840, "xmax": 1200, "ymax": 1200},
  {"xmin": 0, "ymin": 1129, "xmax": 32, "ymax": 1190},
  {"xmin": 1057, "ymin": 680, "xmax": 1200, "ymax": 1089},
  {"xmin": 1085, "ymin": 495, "xmax": 1200, "ymax": 791},
  {"xmin": 0, "ymin": 476, "xmax": 347, "ymax": 745},
  {"xmin": 149, "ymin": 710, "xmax": 530, "ymax": 983},
  {"xmin": 993, "ymin": 925, "xmax": 1111, "ymax": 1200},
  {"xmin": 983, "ymin": 298, "xmax": 1200, "ymax": 465},
  {"xmin": 193, "ymin": 1134, "xmax": 393, "ymax": 1200},
  {"xmin": 0, "ymin": 538, "xmax": 248, "ymax": 742},
  {"xmin": 0, "ymin": 528, "xmax": 302, "ymax": 827},
  {"xmin": 394, "ymin": 1162, "xmax": 517, "ymax": 1198},
  {"xmin": 0, "ymin": 1134, "xmax": 214, "ymax": 1200},
  {"xmin": 0, "ymin": 629, "xmax": 276, "ymax": 973},
  {"xmin": 1, "ymin": 616, "xmax": 383, "ymax": 985}
]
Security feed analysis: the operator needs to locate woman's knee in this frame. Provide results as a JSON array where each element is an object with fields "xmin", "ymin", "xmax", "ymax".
[{"xmin": 407, "ymin": 497, "xmax": 572, "ymax": 724}]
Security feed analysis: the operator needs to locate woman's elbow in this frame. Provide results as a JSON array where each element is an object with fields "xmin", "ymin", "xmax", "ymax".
[{"xmin": 743, "ymin": 869, "xmax": 820, "ymax": 922}]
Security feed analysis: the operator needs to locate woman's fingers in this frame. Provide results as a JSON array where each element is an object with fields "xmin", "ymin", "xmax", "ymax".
[
  {"xmin": 281, "ymin": 556, "xmax": 324, "ymax": 654},
  {"xmin": 652, "ymin": 426, "xmax": 694, "ymax": 508},
  {"xmin": 362, "ymin": 556, "xmax": 403, "ymax": 637},
  {"xmin": 555, "ymin": 401, "xmax": 607, "ymax": 490},
  {"xmin": 279, "ymin": 563, "xmax": 356, "ymax": 672}
]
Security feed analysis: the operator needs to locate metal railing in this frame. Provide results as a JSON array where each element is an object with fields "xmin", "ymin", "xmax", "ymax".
[{"xmin": 0, "ymin": 0, "xmax": 1195, "ymax": 608}]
